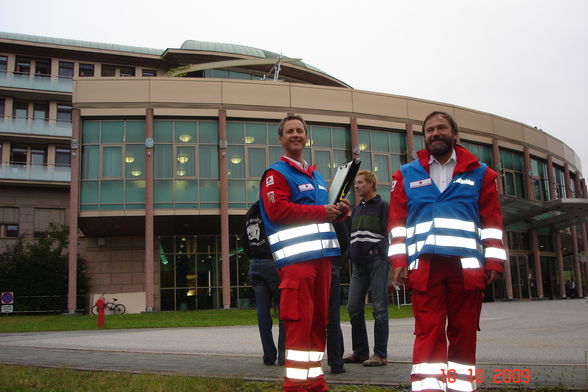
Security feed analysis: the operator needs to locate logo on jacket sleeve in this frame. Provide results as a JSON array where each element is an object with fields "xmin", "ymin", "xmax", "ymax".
[
  {"xmin": 265, "ymin": 175, "xmax": 274, "ymax": 187},
  {"xmin": 247, "ymin": 222, "xmax": 261, "ymax": 241},
  {"xmin": 391, "ymin": 180, "xmax": 397, "ymax": 192},
  {"xmin": 267, "ymin": 191, "xmax": 275, "ymax": 204},
  {"xmin": 409, "ymin": 178, "xmax": 432, "ymax": 188},
  {"xmin": 298, "ymin": 183, "xmax": 315, "ymax": 192}
]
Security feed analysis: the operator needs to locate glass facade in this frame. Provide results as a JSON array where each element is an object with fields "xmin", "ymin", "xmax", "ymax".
[
  {"xmin": 159, "ymin": 234, "xmax": 251, "ymax": 310},
  {"xmin": 462, "ymin": 141, "xmax": 493, "ymax": 168},
  {"xmin": 554, "ymin": 166, "xmax": 566, "ymax": 199}
]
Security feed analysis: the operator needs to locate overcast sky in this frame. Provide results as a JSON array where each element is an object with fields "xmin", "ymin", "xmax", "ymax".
[{"xmin": 2, "ymin": 0, "xmax": 587, "ymax": 176}]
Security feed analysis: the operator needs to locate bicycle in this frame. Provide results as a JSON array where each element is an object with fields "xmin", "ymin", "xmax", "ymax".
[{"xmin": 90, "ymin": 297, "xmax": 126, "ymax": 315}]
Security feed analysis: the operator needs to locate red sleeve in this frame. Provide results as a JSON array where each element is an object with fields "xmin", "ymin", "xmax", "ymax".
[
  {"xmin": 261, "ymin": 169, "xmax": 327, "ymax": 224},
  {"xmin": 479, "ymin": 168, "xmax": 506, "ymax": 273},
  {"xmin": 387, "ymin": 169, "xmax": 409, "ymax": 269}
]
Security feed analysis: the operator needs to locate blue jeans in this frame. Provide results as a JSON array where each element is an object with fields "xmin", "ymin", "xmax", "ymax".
[
  {"xmin": 249, "ymin": 259, "xmax": 286, "ymax": 365},
  {"xmin": 327, "ymin": 258, "xmax": 345, "ymax": 369},
  {"xmin": 347, "ymin": 257, "xmax": 390, "ymax": 359}
]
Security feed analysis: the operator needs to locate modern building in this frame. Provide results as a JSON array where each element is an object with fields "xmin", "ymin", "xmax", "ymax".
[{"xmin": 1, "ymin": 32, "xmax": 587, "ymax": 314}]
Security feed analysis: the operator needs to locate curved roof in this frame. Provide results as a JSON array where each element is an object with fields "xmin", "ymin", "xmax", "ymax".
[
  {"xmin": 179, "ymin": 40, "xmax": 336, "ymax": 82},
  {"xmin": 0, "ymin": 31, "xmax": 163, "ymax": 56}
]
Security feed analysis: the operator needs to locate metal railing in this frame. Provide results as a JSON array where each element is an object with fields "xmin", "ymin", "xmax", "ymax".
[
  {"xmin": 0, "ymin": 116, "xmax": 72, "ymax": 137},
  {"xmin": 0, "ymin": 71, "xmax": 72, "ymax": 93},
  {"xmin": 0, "ymin": 162, "xmax": 71, "ymax": 182}
]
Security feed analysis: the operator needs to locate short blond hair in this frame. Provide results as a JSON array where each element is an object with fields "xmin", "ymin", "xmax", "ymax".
[{"xmin": 356, "ymin": 169, "xmax": 377, "ymax": 192}]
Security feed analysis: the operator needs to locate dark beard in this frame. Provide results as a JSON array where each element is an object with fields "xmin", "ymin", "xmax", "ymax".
[{"xmin": 426, "ymin": 139, "xmax": 452, "ymax": 157}]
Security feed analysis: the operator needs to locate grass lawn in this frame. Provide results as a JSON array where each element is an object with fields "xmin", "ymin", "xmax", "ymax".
[{"xmin": 0, "ymin": 305, "xmax": 414, "ymax": 333}]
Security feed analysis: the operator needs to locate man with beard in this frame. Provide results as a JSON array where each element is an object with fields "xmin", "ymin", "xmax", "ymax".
[{"xmin": 387, "ymin": 111, "xmax": 506, "ymax": 392}]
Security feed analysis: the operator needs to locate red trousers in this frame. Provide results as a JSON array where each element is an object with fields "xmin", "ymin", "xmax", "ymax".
[
  {"xmin": 411, "ymin": 258, "xmax": 483, "ymax": 392},
  {"xmin": 279, "ymin": 258, "xmax": 332, "ymax": 392}
]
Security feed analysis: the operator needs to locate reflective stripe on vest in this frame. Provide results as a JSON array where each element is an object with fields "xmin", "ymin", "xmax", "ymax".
[
  {"xmin": 461, "ymin": 257, "xmax": 481, "ymax": 269},
  {"xmin": 285, "ymin": 366, "xmax": 324, "ymax": 380},
  {"xmin": 285, "ymin": 349, "xmax": 324, "ymax": 362},
  {"xmin": 406, "ymin": 218, "xmax": 478, "ymax": 239},
  {"xmin": 268, "ymin": 222, "xmax": 339, "ymax": 262},
  {"xmin": 273, "ymin": 239, "xmax": 339, "ymax": 262},
  {"xmin": 389, "ymin": 226, "xmax": 407, "ymax": 239},
  {"xmin": 409, "ymin": 258, "xmax": 419, "ymax": 270},
  {"xmin": 407, "ymin": 235, "xmax": 480, "ymax": 256}
]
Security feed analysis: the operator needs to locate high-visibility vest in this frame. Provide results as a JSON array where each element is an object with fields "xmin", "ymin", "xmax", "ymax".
[
  {"xmin": 260, "ymin": 161, "xmax": 340, "ymax": 269},
  {"xmin": 400, "ymin": 160, "xmax": 487, "ymax": 268}
]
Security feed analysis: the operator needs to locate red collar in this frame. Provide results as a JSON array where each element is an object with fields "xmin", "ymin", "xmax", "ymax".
[{"xmin": 417, "ymin": 145, "xmax": 480, "ymax": 175}]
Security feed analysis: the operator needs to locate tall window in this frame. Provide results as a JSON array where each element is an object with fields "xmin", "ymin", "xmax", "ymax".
[
  {"xmin": 11, "ymin": 145, "xmax": 27, "ymax": 166},
  {"xmin": 30, "ymin": 147, "xmax": 47, "ymax": 166},
  {"xmin": 58, "ymin": 61, "xmax": 74, "ymax": 79},
  {"xmin": 101, "ymin": 65, "xmax": 116, "ymax": 77},
  {"xmin": 15, "ymin": 57, "xmax": 30, "ymax": 75},
  {"xmin": 0, "ymin": 56, "xmax": 7, "ymax": 74},
  {"xmin": 462, "ymin": 141, "xmax": 494, "ymax": 167},
  {"xmin": 530, "ymin": 158, "xmax": 550, "ymax": 201},
  {"xmin": 142, "ymin": 69, "xmax": 157, "ymax": 77},
  {"xmin": 500, "ymin": 150, "xmax": 526, "ymax": 198},
  {"xmin": 119, "ymin": 66, "xmax": 135, "ymax": 77},
  {"xmin": 13, "ymin": 101, "xmax": 28, "ymax": 119},
  {"xmin": 35, "ymin": 59, "xmax": 51, "ymax": 77},
  {"xmin": 57, "ymin": 104, "xmax": 72, "ymax": 123},
  {"xmin": 554, "ymin": 166, "xmax": 566, "ymax": 199},
  {"xmin": 0, "ymin": 98, "xmax": 5, "ymax": 117},
  {"xmin": 358, "ymin": 128, "xmax": 407, "ymax": 187},
  {"xmin": 33, "ymin": 103, "xmax": 49, "ymax": 122},
  {"xmin": 79, "ymin": 63, "xmax": 94, "ymax": 77},
  {"xmin": 55, "ymin": 147, "xmax": 71, "ymax": 167}
]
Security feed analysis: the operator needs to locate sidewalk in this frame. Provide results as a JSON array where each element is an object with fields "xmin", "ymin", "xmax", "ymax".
[{"xmin": 0, "ymin": 299, "xmax": 586, "ymax": 389}]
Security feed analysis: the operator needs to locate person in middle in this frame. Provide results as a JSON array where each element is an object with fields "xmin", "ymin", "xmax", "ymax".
[
  {"xmin": 343, "ymin": 170, "xmax": 390, "ymax": 367},
  {"xmin": 259, "ymin": 113, "xmax": 350, "ymax": 392}
]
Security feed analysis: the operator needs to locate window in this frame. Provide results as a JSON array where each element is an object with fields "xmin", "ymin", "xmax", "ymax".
[
  {"xmin": 462, "ymin": 141, "xmax": 494, "ymax": 167},
  {"xmin": 30, "ymin": 147, "xmax": 47, "ymax": 166},
  {"xmin": 11, "ymin": 145, "xmax": 27, "ymax": 165},
  {"xmin": 57, "ymin": 104, "xmax": 72, "ymax": 123},
  {"xmin": 142, "ymin": 69, "xmax": 157, "ymax": 77},
  {"xmin": 0, "ymin": 55, "xmax": 7, "ymax": 74},
  {"xmin": 0, "ymin": 208, "xmax": 19, "ymax": 238},
  {"xmin": 79, "ymin": 63, "xmax": 94, "ymax": 77},
  {"xmin": 358, "ymin": 128, "xmax": 407, "ymax": 183},
  {"xmin": 554, "ymin": 166, "xmax": 566, "ymax": 199},
  {"xmin": 101, "ymin": 65, "xmax": 116, "ymax": 77},
  {"xmin": 0, "ymin": 98, "xmax": 5, "ymax": 117},
  {"xmin": 119, "ymin": 66, "xmax": 135, "ymax": 77},
  {"xmin": 5, "ymin": 224, "xmax": 19, "ymax": 238},
  {"xmin": 58, "ymin": 61, "xmax": 74, "ymax": 79},
  {"xmin": 500, "ymin": 150, "xmax": 526, "ymax": 199},
  {"xmin": 530, "ymin": 158, "xmax": 550, "ymax": 201},
  {"xmin": 33, "ymin": 103, "xmax": 49, "ymax": 121},
  {"xmin": 34, "ymin": 208, "xmax": 65, "ymax": 235},
  {"xmin": 35, "ymin": 59, "xmax": 51, "ymax": 77},
  {"xmin": 15, "ymin": 57, "xmax": 30, "ymax": 75},
  {"xmin": 13, "ymin": 101, "xmax": 28, "ymax": 119},
  {"xmin": 55, "ymin": 148, "xmax": 71, "ymax": 167}
]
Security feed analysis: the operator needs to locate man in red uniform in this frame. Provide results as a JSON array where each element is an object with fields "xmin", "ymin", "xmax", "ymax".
[
  {"xmin": 388, "ymin": 111, "xmax": 506, "ymax": 392},
  {"xmin": 260, "ymin": 113, "xmax": 349, "ymax": 392}
]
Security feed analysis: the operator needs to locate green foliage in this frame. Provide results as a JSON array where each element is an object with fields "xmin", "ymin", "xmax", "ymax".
[
  {"xmin": 165, "ymin": 65, "xmax": 190, "ymax": 77},
  {"xmin": 0, "ymin": 224, "xmax": 88, "ymax": 313}
]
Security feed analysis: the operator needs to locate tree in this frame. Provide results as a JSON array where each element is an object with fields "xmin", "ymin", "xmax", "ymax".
[{"xmin": 0, "ymin": 224, "xmax": 88, "ymax": 313}]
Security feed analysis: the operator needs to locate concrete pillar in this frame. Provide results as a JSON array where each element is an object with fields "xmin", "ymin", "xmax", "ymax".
[
  {"xmin": 406, "ymin": 123, "xmax": 415, "ymax": 162},
  {"xmin": 492, "ymin": 138, "xmax": 503, "ymax": 195},
  {"xmin": 219, "ymin": 110, "xmax": 231, "ymax": 309},
  {"xmin": 67, "ymin": 108, "xmax": 81, "ymax": 313},
  {"xmin": 564, "ymin": 164, "xmax": 583, "ymax": 297},
  {"xmin": 523, "ymin": 147, "xmax": 534, "ymax": 201},
  {"xmin": 530, "ymin": 229, "xmax": 544, "ymax": 299},
  {"xmin": 350, "ymin": 117, "xmax": 361, "ymax": 206},
  {"xmin": 144, "ymin": 108, "xmax": 155, "ymax": 311},
  {"xmin": 554, "ymin": 231, "xmax": 566, "ymax": 298}
]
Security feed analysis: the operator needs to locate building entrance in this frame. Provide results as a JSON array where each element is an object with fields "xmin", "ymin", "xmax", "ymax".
[{"xmin": 510, "ymin": 255, "xmax": 531, "ymax": 299}]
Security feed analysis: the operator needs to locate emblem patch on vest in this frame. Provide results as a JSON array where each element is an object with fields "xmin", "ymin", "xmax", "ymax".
[
  {"xmin": 298, "ymin": 183, "xmax": 315, "ymax": 192},
  {"xmin": 409, "ymin": 178, "xmax": 432, "ymax": 188},
  {"xmin": 265, "ymin": 175, "xmax": 274, "ymax": 187},
  {"xmin": 318, "ymin": 184, "xmax": 327, "ymax": 191},
  {"xmin": 391, "ymin": 180, "xmax": 397, "ymax": 192},
  {"xmin": 454, "ymin": 178, "xmax": 475, "ymax": 186}
]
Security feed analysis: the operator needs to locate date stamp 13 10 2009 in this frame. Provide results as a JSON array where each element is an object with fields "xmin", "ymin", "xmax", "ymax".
[{"xmin": 441, "ymin": 368, "xmax": 531, "ymax": 384}]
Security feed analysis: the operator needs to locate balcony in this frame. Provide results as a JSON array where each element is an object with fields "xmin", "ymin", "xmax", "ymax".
[
  {"xmin": 0, "ymin": 163, "xmax": 70, "ymax": 183},
  {"xmin": 0, "ymin": 71, "xmax": 72, "ymax": 93},
  {"xmin": 0, "ymin": 117, "xmax": 72, "ymax": 138}
]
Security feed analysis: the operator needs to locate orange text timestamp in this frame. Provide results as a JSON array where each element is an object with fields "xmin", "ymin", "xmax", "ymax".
[{"xmin": 441, "ymin": 368, "xmax": 531, "ymax": 384}]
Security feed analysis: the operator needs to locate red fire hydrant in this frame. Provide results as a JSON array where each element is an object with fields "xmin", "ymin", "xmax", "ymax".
[{"xmin": 96, "ymin": 297, "xmax": 106, "ymax": 329}]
